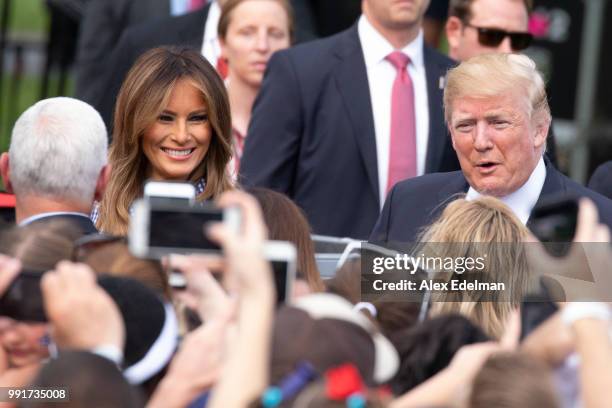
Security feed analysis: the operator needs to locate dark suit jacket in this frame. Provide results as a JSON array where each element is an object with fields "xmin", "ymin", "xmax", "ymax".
[
  {"xmin": 588, "ymin": 160, "xmax": 612, "ymax": 200},
  {"xmin": 239, "ymin": 24, "xmax": 460, "ymax": 239},
  {"xmin": 75, "ymin": 0, "xmax": 171, "ymax": 105},
  {"xmin": 95, "ymin": 5, "xmax": 211, "ymax": 129},
  {"xmin": 370, "ymin": 162, "xmax": 612, "ymax": 244},
  {"xmin": 23, "ymin": 214, "xmax": 99, "ymax": 237}
]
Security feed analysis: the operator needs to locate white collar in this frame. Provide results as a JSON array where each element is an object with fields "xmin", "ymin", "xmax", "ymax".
[
  {"xmin": 19, "ymin": 211, "xmax": 91, "ymax": 226},
  {"xmin": 358, "ymin": 14, "xmax": 424, "ymax": 70},
  {"xmin": 466, "ymin": 157, "xmax": 547, "ymax": 225}
]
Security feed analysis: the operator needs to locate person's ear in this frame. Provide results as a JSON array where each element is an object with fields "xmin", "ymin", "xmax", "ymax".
[
  {"xmin": 533, "ymin": 114, "xmax": 550, "ymax": 150},
  {"xmin": 94, "ymin": 164, "xmax": 112, "ymax": 202},
  {"xmin": 0, "ymin": 153, "xmax": 13, "ymax": 194},
  {"xmin": 445, "ymin": 16, "xmax": 464, "ymax": 57},
  {"xmin": 219, "ymin": 37, "xmax": 227, "ymax": 59}
]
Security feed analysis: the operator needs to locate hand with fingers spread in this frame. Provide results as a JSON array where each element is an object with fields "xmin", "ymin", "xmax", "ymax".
[
  {"xmin": 0, "ymin": 255, "xmax": 21, "ymax": 298},
  {"xmin": 41, "ymin": 261, "xmax": 125, "ymax": 351}
]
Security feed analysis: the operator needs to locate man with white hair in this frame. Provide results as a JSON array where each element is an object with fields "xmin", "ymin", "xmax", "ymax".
[
  {"xmin": 0, "ymin": 97, "xmax": 110, "ymax": 234},
  {"xmin": 370, "ymin": 53, "xmax": 612, "ymax": 243}
]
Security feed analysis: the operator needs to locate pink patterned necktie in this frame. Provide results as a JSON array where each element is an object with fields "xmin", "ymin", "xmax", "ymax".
[{"xmin": 385, "ymin": 51, "xmax": 417, "ymax": 195}]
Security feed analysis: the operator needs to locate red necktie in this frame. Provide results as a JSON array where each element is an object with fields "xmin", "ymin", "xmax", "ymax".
[{"xmin": 385, "ymin": 51, "xmax": 417, "ymax": 195}]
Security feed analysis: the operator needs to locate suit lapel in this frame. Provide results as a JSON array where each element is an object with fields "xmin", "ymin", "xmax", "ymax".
[
  {"xmin": 332, "ymin": 26, "xmax": 380, "ymax": 205},
  {"xmin": 437, "ymin": 171, "xmax": 469, "ymax": 204},
  {"xmin": 424, "ymin": 47, "xmax": 451, "ymax": 173}
]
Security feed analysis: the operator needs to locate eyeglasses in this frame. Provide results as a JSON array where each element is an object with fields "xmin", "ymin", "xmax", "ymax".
[{"xmin": 465, "ymin": 23, "xmax": 533, "ymax": 51}]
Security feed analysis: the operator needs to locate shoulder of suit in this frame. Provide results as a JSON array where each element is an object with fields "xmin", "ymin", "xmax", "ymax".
[
  {"xmin": 552, "ymin": 167, "xmax": 612, "ymax": 207},
  {"xmin": 393, "ymin": 171, "xmax": 464, "ymax": 195},
  {"xmin": 277, "ymin": 27, "xmax": 355, "ymax": 61},
  {"xmin": 423, "ymin": 45, "xmax": 457, "ymax": 69},
  {"xmin": 120, "ymin": 6, "xmax": 208, "ymax": 44}
]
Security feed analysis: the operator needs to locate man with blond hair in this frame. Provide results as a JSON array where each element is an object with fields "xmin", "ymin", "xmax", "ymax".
[{"xmin": 370, "ymin": 53, "xmax": 612, "ymax": 243}]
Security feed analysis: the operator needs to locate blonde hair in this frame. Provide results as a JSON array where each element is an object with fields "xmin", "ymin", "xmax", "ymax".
[
  {"xmin": 420, "ymin": 197, "xmax": 538, "ymax": 338},
  {"xmin": 444, "ymin": 53, "xmax": 551, "ymax": 127},
  {"xmin": 97, "ymin": 47, "xmax": 234, "ymax": 235}
]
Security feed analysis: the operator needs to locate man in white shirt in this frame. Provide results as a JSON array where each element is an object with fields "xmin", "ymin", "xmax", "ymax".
[
  {"xmin": 240, "ymin": 0, "xmax": 459, "ymax": 239},
  {"xmin": 371, "ymin": 53, "xmax": 612, "ymax": 244},
  {"xmin": 0, "ymin": 98, "xmax": 110, "ymax": 234}
]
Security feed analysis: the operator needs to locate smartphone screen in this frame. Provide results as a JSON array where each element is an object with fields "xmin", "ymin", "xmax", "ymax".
[
  {"xmin": 271, "ymin": 260, "xmax": 289, "ymax": 304},
  {"xmin": 149, "ymin": 208, "xmax": 222, "ymax": 252},
  {"xmin": 0, "ymin": 271, "xmax": 46, "ymax": 322}
]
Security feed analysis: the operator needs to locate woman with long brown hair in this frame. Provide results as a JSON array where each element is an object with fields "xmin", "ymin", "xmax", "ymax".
[{"xmin": 95, "ymin": 46, "xmax": 234, "ymax": 235}]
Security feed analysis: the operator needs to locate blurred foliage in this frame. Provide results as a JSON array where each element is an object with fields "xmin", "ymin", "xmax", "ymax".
[{"xmin": 11, "ymin": 0, "xmax": 48, "ymax": 34}]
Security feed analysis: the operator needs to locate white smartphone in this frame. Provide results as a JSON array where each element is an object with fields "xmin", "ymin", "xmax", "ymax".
[
  {"xmin": 264, "ymin": 241, "xmax": 297, "ymax": 305},
  {"xmin": 143, "ymin": 181, "xmax": 196, "ymax": 204},
  {"xmin": 128, "ymin": 198, "xmax": 241, "ymax": 259}
]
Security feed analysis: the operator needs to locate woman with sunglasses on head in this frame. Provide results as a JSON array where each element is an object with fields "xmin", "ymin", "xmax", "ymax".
[
  {"xmin": 217, "ymin": 0, "xmax": 293, "ymax": 176},
  {"xmin": 95, "ymin": 46, "xmax": 234, "ymax": 235}
]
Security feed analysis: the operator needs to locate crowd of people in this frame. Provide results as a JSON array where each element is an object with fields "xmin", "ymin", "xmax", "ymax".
[{"xmin": 1, "ymin": 0, "xmax": 612, "ymax": 407}]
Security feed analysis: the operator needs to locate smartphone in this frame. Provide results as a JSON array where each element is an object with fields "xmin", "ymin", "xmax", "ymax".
[
  {"xmin": 0, "ymin": 270, "xmax": 46, "ymax": 322},
  {"xmin": 129, "ymin": 199, "xmax": 241, "ymax": 259},
  {"xmin": 144, "ymin": 181, "xmax": 196, "ymax": 206},
  {"xmin": 167, "ymin": 241, "xmax": 296, "ymax": 303},
  {"xmin": 265, "ymin": 241, "xmax": 297, "ymax": 305},
  {"xmin": 530, "ymin": 195, "xmax": 578, "ymax": 257}
]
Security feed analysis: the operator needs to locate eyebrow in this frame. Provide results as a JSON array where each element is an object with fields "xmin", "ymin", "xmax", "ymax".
[{"xmin": 160, "ymin": 108, "xmax": 208, "ymax": 115}]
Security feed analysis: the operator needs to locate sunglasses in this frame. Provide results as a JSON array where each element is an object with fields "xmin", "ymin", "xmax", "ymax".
[{"xmin": 465, "ymin": 23, "xmax": 533, "ymax": 51}]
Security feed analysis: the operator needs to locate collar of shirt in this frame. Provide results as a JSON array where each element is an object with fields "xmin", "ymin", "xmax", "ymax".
[
  {"xmin": 358, "ymin": 14, "xmax": 424, "ymax": 71},
  {"xmin": 201, "ymin": 0, "xmax": 221, "ymax": 63},
  {"xmin": 20, "ymin": 211, "xmax": 91, "ymax": 226},
  {"xmin": 466, "ymin": 156, "xmax": 547, "ymax": 225}
]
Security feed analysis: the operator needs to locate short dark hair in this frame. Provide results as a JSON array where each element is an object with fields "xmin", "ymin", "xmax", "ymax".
[
  {"xmin": 24, "ymin": 351, "xmax": 143, "ymax": 408},
  {"xmin": 448, "ymin": 0, "xmax": 533, "ymax": 22}
]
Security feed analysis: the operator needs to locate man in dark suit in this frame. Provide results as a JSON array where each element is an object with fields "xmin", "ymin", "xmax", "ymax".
[
  {"xmin": 0, "ymin": 98, "xmax": 110, "ymax": 236},
  {"xmin": 371, "ymin": 53, "xmax": 612, "ymax": 245},
  {"xmin": 75, "ymin": 0, "xmax": 172, "ymax": 106},
  {"xmin": 240, "ymin": 0, "xmax": 460, "ymax": 239},
  {"xmin": 92, "ymin": 0, "xmax": 317, "ymax": 128}
]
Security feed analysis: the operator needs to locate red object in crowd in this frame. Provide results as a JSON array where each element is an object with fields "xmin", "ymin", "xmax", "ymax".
[
  {"xmin": 0, "ymin": 192, "xmax": 15, "ymax": 207},
  {"xmin": 325, "ymin": 364, "xmax": 364, "ymax": 400},
  {"xmin": 216, "ymin": 57, "xmax": 228, "ymax": 79}
]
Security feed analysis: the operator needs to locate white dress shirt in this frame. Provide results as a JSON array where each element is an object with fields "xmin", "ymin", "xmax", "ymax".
[
  {"xmin": 358, "ymin": 15, "xmax": 429, "ymax": 208},
  {"xmin": 466, "ymin": 157, "xmax": 547, "ymax": 224},
  {"xmin": 200, "ymin": 0, "xmax": 221, "ymax": 66}
]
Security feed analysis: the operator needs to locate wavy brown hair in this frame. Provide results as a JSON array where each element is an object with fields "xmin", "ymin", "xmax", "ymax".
[{"xmin": 97, "ymin": 46, "xmax": 233, "ymax": 235}]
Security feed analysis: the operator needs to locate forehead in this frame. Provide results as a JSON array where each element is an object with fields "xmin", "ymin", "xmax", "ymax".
[
  {"xmin": 228, "ymin": 0, "xmax": 289, "ymax": 26},
  {"xmin": 451, "ymin": 93, "xmax": 529, "ymax": 120},
  {"xmin": 165, "ymin": 79, "xmax": 206, "ymax": 108},
  {"xmin": 469, "ymin": 0, "xmax": 529, "ymax": 31}
]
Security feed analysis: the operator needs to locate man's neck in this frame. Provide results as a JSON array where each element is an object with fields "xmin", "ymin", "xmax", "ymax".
[
  {"xmin": 15, "ymin": 195, "xmax": 91, "ymax": 224},
  {"xmin": 362, "ymin": 14, "xmax": 421, "ymax": 49}
]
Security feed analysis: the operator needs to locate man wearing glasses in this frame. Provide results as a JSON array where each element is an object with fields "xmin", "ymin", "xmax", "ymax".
[{"xmin": 445, "ymin": 0, "xmax": 533, "ymax": 61}]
